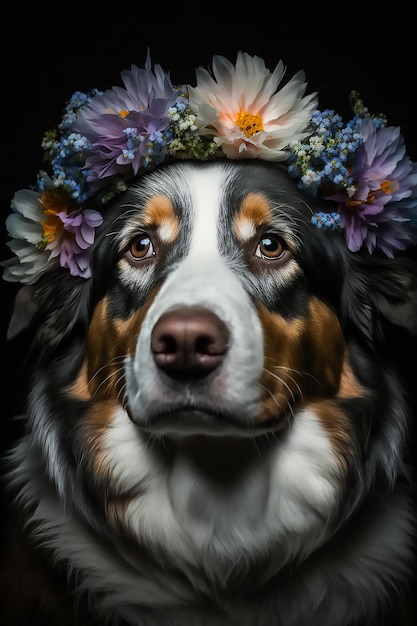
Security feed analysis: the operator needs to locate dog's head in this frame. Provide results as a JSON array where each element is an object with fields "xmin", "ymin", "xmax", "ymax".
[{"xmin": 6, "ymin": 159, "xmax": 417, "ymax": 594}]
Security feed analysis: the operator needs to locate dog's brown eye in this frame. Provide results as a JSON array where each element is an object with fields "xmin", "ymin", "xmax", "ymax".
[
  {"xmin": 128, "ymin": 235, "xmax": 155, "ymax": 261},
  {"xmin": 255, "ymin": 235, "xmax": 285, "ymax": 260}
]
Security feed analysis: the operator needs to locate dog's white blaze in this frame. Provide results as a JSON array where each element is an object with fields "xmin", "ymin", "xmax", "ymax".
[
  {"xmin": 187, "ymin": 168, "xmax": 222, "ymax": 256},
  {"xmin": 125, "ymin": 168, "xmax": 265, "ymax": 425}
]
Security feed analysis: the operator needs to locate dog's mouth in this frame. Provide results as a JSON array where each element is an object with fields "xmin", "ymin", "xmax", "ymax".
[{"xmin": 130, "ymin": 405, "xmax": 288, "ymax": 439}]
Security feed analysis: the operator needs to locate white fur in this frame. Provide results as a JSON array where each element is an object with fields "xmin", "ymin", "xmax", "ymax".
[{"xmin": 103, "ymin": 408, "xmax": 341, "ymax": 569}]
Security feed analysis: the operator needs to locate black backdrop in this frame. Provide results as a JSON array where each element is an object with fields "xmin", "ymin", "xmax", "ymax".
[{"xmin": 1, "ymin": 0, "xmax": 416, "ymax": 600}]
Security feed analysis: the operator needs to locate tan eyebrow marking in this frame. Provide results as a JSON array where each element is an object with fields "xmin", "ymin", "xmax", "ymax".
[
  {"xmin": 141, "ymin": 194, "xmax": 180, "ymax": 243},
  {"xmin": 233, "ymin": 192, "xmax": 273, "ymax": 242}
]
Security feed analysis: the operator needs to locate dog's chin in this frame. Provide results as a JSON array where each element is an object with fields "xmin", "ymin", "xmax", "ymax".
[{"xmin": 129, "ymin": 407, "xmax": 285, "ymax": 439}]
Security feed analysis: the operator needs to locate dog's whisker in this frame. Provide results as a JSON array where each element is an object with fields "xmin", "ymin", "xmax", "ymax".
[
  {"xmin": 272, "ymin": 364, "xmax": 322, "ymax": 388},
  {"xmin": 87, "ymin": 355, "xmax": 129, "ymax": 387},
  {"xmin": 117, "ymin": 380, "xmax": 127, "ymax": 403},
  {"xmin": 258, "ymin": 382, "xmax": 282, "ymax": 410},
  {"xmin": 89, "ymin": 366, "xmax": 126, "ymax": 397},
  {"xmin": 267, "ymin": 369, "xmax": 304, "ymax": 401},
  {"xmin": 115, "ymin": 377, "xmax": 128, "ymax": 405},
  {"xmin": 263, "ymin": 359, "xmax": 322, "ymax": 391},
  {"xmin": 258, "ymin": 381, "xmax": 295, "ymax": 424},
  {"xmin": 261, "ymin": 367, "xmax": 300, "ymax": 406}
]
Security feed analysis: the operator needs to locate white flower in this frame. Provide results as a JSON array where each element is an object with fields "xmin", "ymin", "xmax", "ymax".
[
  {"xmin": 1, "ymin": 190, "xmax": 51, "ymax": 283},
  {"xmin": 187, "ymin": 51, "xmax": 318, "ymax": 161}
]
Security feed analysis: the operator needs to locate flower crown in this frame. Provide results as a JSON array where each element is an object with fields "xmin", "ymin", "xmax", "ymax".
[{"xmin": 3, "ymin": 51, "xmax": 417, "ymax": 284}]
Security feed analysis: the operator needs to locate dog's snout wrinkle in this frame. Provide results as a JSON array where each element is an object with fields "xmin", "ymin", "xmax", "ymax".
[{"xmin": 151, "ymin": 307, "xmax": 229, "ymax": 380}]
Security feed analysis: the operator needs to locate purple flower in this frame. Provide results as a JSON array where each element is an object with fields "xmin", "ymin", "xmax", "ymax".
[
  {"xmin": 72, "ymin": 52, "xmax": 179, "ymax": 189},
  {"xmin": 328, "ymin": 116, "xmax": 417, "ymax": 256},
  {"xmin": 49, "ymin": 238, "xmax": 91, "ymax": 278},
  {"xmin": 58, "ymin": 209, "xmax": 104, "ymax": 249},
  {"xmin": 47, "ymin": 208, "xmax": 103, "ymax": 278}
]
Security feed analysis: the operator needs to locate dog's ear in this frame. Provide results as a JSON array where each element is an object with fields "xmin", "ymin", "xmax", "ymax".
[
  {"xmin": 6, "ymin": 266, "xmax": 91, "ymax": 351},
  {"xmin": 342, "ymin": 253, "xmax": 417, "ymax": 344}
]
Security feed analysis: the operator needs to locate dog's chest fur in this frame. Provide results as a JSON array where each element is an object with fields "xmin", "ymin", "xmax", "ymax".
[{"xmin": 1, "ymin": 161, "xmax": 416, "ymax": 625}]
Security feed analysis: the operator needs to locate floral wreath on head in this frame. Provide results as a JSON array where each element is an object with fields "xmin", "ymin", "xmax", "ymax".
[{"xmin": 3, "ymin": 50, "xmax": 417, "ymax": 285}]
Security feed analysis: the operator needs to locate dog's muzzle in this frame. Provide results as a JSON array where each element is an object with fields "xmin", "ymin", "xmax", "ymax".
[{"xmin": 124, "ymin": 257, "xmax": 264, "ymax": 436}]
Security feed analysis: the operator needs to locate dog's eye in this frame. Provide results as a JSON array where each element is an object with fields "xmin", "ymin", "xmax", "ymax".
[
  {"xmin": 255, "ymin": 234, "xmax": 286, "ymax": 260},
  {"xmin": 126, "ymin": 235, "xmax": 155, "ymax": 263}
]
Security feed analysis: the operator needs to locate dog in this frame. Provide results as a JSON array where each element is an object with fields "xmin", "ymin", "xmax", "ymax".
[{"xmin": 1, "ymin": 159, "xmax": 417, "ymax": 625}]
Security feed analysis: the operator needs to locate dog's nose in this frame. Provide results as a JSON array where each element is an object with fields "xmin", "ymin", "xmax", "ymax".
[{"xmin": 151, "ymin": 307, "xmax": 229, "ymax": 379}]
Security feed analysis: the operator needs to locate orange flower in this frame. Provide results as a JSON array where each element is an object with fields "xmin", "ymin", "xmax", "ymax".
[{"xmin": 40, "ymin": 189, "xmax": 75, "ymax": 244}]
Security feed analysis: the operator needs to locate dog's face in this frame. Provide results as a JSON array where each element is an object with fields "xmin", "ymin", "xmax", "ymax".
[
  {"xmin": 12, "ymin": 160, "xmax": 417, "ymax": 597},
  {"xmin": 91, "ymin": 160, "xmax": 346, "ymax": 434}
]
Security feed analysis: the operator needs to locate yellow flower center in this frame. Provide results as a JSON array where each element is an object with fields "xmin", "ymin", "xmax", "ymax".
[
  {"xmin": 346, "ymin": 179, "xmax": 395, "ymax": 207},
  {"xmin": 41, "ymin": 217, "xmax": 59, "ymax": 243},
  {"xmin": 235, "ymin": 111, "xmax": 264, "ymax": 138},
  {"xmin": 38, "ymin": 190, "xmax": 75, "ymax": 248},
  {"xmin": 103, "ymin": 107, "xmax": 130, "ymax": 117},
  {"xmin": 41, "ymin": 206, "xmax": 62, "ymax": 244},
  {"xmin": 380, "ymin": 180, "xmax": 395, "ymax": 194}
]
